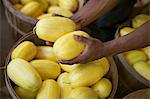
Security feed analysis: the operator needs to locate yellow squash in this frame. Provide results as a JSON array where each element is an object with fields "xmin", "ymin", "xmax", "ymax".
[
  {"xmin": 20, "ymin": 1, "xmax": 43, "ymax": 18},
  {"xmin": 10, "ymin": 0, "xmax": 20, "ymax": 4},
  {"xmin": 48, "ymin": 0, "xmax": 58, "ymax": 5},
  {"xmin": 36, "ymin": 0, "xmax": 49, "ymax": 11},
  {"xmin": 93, "ymin": 57, "xmax": 110, "ymax": 75},
  {"xmin": 11, "ymin": 41, "xmax": 37, "ymax": 61},
  {"xmin": 53, "ymin": 31, "xmax": 90, "ymax": 60},
  {"xmin": 48, "ymin": 6, "xmax": 73, "ymax": 17},
  {"xmin": 36, "ymin": 17, "xmax": 76, "ymax": 42},
  {"xmin": 147, "ymin": 60, "xmax": 150, "ymax": 64},
  {"xmin": 14, "ymin": 4, "xmax": 23, "ymax": 11},
  {"xmin": 133, "ymin": 61, "xmax": 150, "ymax": 81},
  {"xmin": 60, "ymin": 64, "xmax": 79, "ymax": 72},
  {"xmin": 120, "ymin": 27, "xmax": 135, "ymax": 36},
  {"xmin": 35, "ymin": 46, "xmax": 57, "ymax": 62},
  {"xmin": 69, "ymin": 87, "xmax": 98, "ymax": 99},
  {"xmin": 37, "ymin": 13, "xmax": 53, "ymax": 20},
  {"xmin": 125, "ymin": 50, "xmax": 147, "ymax": 65},
  {"xmin": 59, "ymin": 0, "xmax": 78, "ymax": 12},
  {"xmin": 15, "ymin": 86, "xmax": 37, "ymax": 98},
  {"xmin": 57, "ymin": 72, "xmax": 72, "ymax": 99},
  {"xmin": 20, "ymin": 0, "xmax": 34, "ymax": 5},
  {"xmin": 7, "ymin": 58, "xmax": 42, "ymax": 92},
  {"xmin": 132, "ymin": 14, "xmax": 150, "ymax": 28},
  {"xmin": 69, "ymin": 60, "xmax": 105, "ymax": 88},
  {"xmin": 36, "ymin": 79, "xmax": 60, "ymax": 99},
  {"xmin": 92, "ymin": 78, "xmax": 112, "ymax": 99},
  {"xmin": 142, "ymin": 46, "xmax": 150, "ymax": 60},
  {"xmin": 30, "ymin": 59, "xmax": 61, "ymax": 80}
]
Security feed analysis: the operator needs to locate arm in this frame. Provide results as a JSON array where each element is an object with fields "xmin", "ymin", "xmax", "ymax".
[
  {"xmin": 59, "ymin": 21, "xmax": 150, "ymax": 64},
  {"xmin": 72, "ymin": 0, "xmax": 119, "ymax": 29}
]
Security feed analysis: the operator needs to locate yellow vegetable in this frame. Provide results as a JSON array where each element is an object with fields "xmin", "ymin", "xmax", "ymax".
[
  {"xmin": 92, "ymin": 78, "xmax": 112, "ymax": 99},
  {"xmin": 120, "ymin": 27, "xmax": 135, "ymax": 36},
  {"xmin": 14, "ymin": 4, "xmax": 23, "ymax": 10},
  {"xmin": 147, "ymin": 60, "xmax": 150, "ymax": 64},
  {"xmin": 133, "ymin": 61, "xmax": 150, "ymax": 81},
  {"xmin": 30, "ymin": 59, "xmax": 61, "ymax": 80},
  {"xmin": 132, "ymin": 14, "xmax": 150, "ymax": 28},
  {"xmin": 11, "ymin": 41, "xmax": 37, "ymax": 61},
  {"xmin": 20, "ymin": 1, "xmax": 43, "ymax": 18},
  {"xmin": 57, "ymin": 72, "xmax": 72, "ymax": 99},
  {"xmin": 37, "ymin": 13, "xmax": 53, "ymax": 20},
  {"xmin": 35, "ymin": 46, "xmax": 57, "ymax": 62},
  {"xmin": 60, "ymin": 64, "xmax": 79, "ymax": 72},
  {"xmin": 48, "ymin": 0, "xmax": 58, "ymax": 5},
  {"xmin": 10, "ymin": 0, "xmax": 20, "ymax": 4},
  {"xmin": 20, "ymin": 0, "xmax": 34, "ymax": 5},
  {"xmin": 53, "ymin": 31, "xmax": 90, "ymax": 60},
  {"xmin": 15, "ymin": 86, "xmax": 37, "ymax": 98},
  {"xmin": 125, "ymin": 50, "xmax": 147, "ymax": 65},
  {"xmin": 36, "ymin": 0, "xmax": 49, "ymax": 11},
  {"xmin": 48, "ymin": 6, "xmax": 73, "ymax": 17},
  {"xmin": 59, "ymin": 0, "xmax": 78, "ymax": 12},
  {"xmin": 7, "ymin": 58, "xmax": 42, "ymax": 92},
  {"xmin": 36, "ymin": 17, "xmax": 76, "ymax": 42},
  {"xmin": 142, "ymin": 46, "xmax": 150, "ymax": 60},
  {"xmin": 69, "ymin": 60, "xmax": 105, "ymax": 88},
  {"xmin": 69, "ymin": 87, "xmax": 98, "ymax": 99},
  {"xmin": 36, "ymin": 79, "xmax": 60, "ymax": 99},
  {"xmin": 93, "ymin": 57, "xmax": 110, "ymax": 75}
]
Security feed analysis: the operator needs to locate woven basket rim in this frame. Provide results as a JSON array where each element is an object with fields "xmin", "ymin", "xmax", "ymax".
[{"xmin": 2, "ymin": 0, "xmax": 38, "ymax": 24}]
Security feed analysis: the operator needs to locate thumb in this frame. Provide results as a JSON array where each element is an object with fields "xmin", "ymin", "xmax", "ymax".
[{"xmin": 73, "ymin": 35, "xmax": 90, "ymax": 43}]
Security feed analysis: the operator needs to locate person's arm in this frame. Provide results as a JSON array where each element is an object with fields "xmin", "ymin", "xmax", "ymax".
[
  {"xmin": 59, "ymin": 21, "xmax": 150, "ymax": 64},
  {"xmin": 71, "ymin": 0, "xmax": 119, "ymax": 29}
]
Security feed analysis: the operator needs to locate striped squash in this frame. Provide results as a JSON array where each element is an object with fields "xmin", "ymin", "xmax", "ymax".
[
  {"xmin": 20, "ymin": 0, "xmax": 34, "ymax": 5},
  {"xmin": 132, "ymin": 14, "xmax": 150, "ymax": 28},
  {"xmin": 59, "ymin": 0, "xmax": 78, "ymax": 12},
  {"xmin": 7, "ymin": 58, "xmax": 42, "ymax": 92},
  {"xmin": 133, "ymin": 61, "xmax": 150, "ymax": 81},
  {"xmin": 48, "ymin": 0, "xmax": 58, "ymax": 5},
  {"xmin": 93, "ymin": 57, "xmax": 110, "ymax": 75},
  {"xmin": 53, "ymin": 31, "xmax": 90, "ymax": 60},
  {"xmin": 11, "ymin": 41, "xmax": 37, "ymax": 61},
  {"xmin": 20, "ymin": 1, "xmax": 43, "ymax": 18},
  {"xmin": 36, "ymin": 79, "xmax": 60, "ymax": 99},
  {"xmin": 10, "ymin": 0, "xmax": 20, "ymax": 4},
  {"xmin": 124, "ymin": 50, "xmax": 147, "ymax": 65},
  {"xmin": 30, "ymin": 59, "xmax": 61, "ymax": 80},
  {"xmin": 15, "ymin": 86, "xmax": 37, "ymax": 98},
  {"xmin": 48, "ymin": 6, "xmax": 73, "ymax": 17},
  {"xmin": 120, "ymin": 27, "xmax": 135, "ymax": 36},
  {"xmin": 142, "ymin": 46, "xmax": 150, "ymax": 60},
  {"xmin": 69, "ymin": 61, "xmax": 105, "ymax": 88},
  {"xmin": 69, "ymin": 87, "xmax": 98, "ymax": 99},
  {"xmin": 60, "ymin": 64, "xmax": 79, "ymax": 72},
  {"xmin": 147, "ymin": 60, "xmax": 150, "ymax": 64},
  {"xmin": 37, "ymin": 13, "xmax": 53, "ymax": 20},
  {"xmin": 92, "ymin": 78, "xmax": 112, "ymax": 99},
  {"xmin": 57, "ymin": 72, "xmax": 72, "ymax": 99},
  {"xmin": 35, "ymin": 46, "xmax": 57, "ymax": 62},
  {"xmin": 36, "ymin": 17, "xmax": 76, "ymax": 42},
  {"xmin": 35, "ymin": 0, "xmax": 49, "ymax": 11},
  {"xmin": 14, "ymin": 4, "xmax": 23, "ymax": 10}
]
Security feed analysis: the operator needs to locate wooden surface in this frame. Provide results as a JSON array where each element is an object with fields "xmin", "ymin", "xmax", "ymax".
[{"xmin": 0, "ymin": 2, "xmax": 149, "ymax": 99}]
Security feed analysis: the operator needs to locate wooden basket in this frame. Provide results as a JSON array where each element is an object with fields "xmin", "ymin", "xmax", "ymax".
[
  {"xmin": 115, "ymin": 19, "xmax": 150, "ymax": 87},
  {"xmin": 4, "ymin": 33, "xmax": 118, "ymax": 99},
  {"xmin": 123, "ymin": 88, "xmax": 150, "ymax": 99},
  {"xmin": 2, "ymin": 0, "xmax": 87, "ymax": 36}
]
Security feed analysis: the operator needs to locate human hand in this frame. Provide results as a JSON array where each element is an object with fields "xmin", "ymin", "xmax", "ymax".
[{"xmin": 59, "ymin": 35, "xmax": 107, "ymax": 64}]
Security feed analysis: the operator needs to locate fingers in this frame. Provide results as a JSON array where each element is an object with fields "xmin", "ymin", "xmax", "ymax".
[
  {"xmin": 73, "ymin": 35, "xmax": 90, "ymax": 44},
  {"xmin": 45, "ymin": 42, "xmax": 54, "ymax": 46},
  {"xmin": 58, "ymin": 58, "xmax": 79, "ymax": 65}
]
